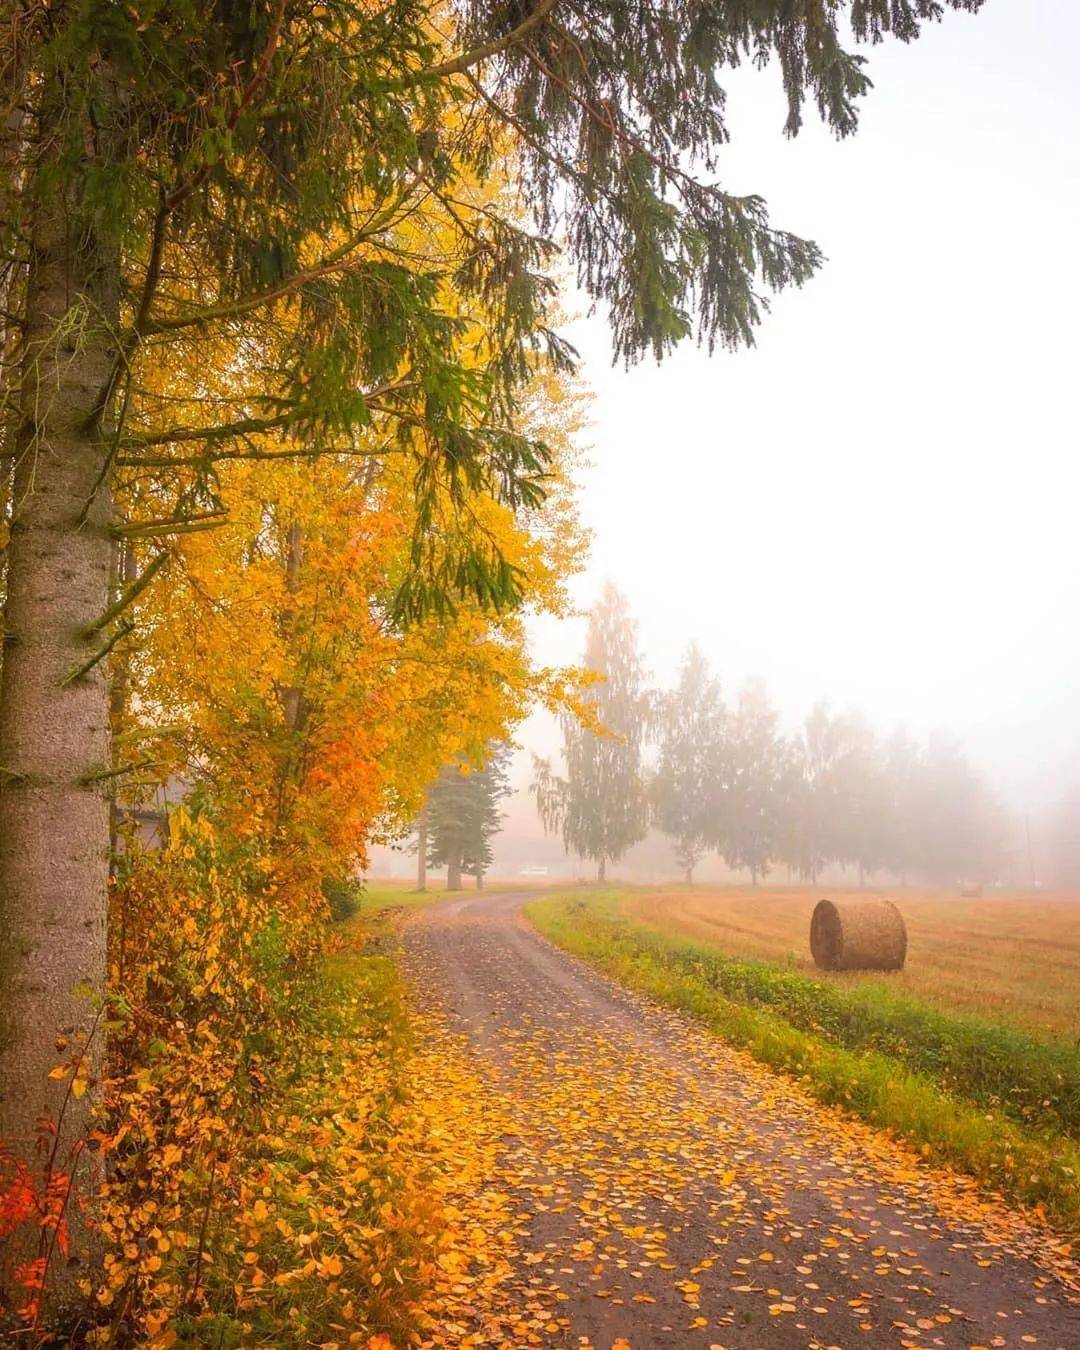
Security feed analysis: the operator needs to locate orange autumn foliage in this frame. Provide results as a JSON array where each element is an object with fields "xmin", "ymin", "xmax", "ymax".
[
  {"xmin": 47, "ymin": 340, "xmax": 585, "ymax": 1346},
  {"xmin": 1, "ymin": 76, "xmax": 588, "ymax": 1335}
]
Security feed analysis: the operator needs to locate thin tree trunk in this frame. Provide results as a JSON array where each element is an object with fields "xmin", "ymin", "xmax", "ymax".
[
  {"xmin": 475, "ymin": 868, "xmax": 484, "ymax": 890},
  {"xmin": 597, "ymin": 856, "xmax": 606, "ymax": 883},
  {"xmin": 108, "ymin": 540, "xmax": 136, "ymax": 869},
  {"xmin": 280, "ymin": 520, "xmax": 304, "ymax": 732},
  {"xmin": 0, "ymin": 75, "xmax": 120, "ymax": 1313},
  {"xmin": 0, "ymin": 452, "xmax": 11, "ymax": 603},
  {"xmin": 416, "ymin": 809, "xmax": 428, "ymax": 892},
  {"xmin": 273, "ymin": 521, "xmax": 307, "ymax": 835},
  {"xmin": 447, "ymin": 851, "xmax": 462, "ymax": 892}
]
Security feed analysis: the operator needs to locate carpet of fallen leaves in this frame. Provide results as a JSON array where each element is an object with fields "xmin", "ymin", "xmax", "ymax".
[{"xmin": 401, "ymin": 894, "xmax": 1080, "ymax": 1349}]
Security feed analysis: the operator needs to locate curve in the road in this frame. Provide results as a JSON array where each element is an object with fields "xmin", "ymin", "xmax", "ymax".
[{"xmin": 403, "ymin": 891, "xmax": 1079, "ymax": 1349}]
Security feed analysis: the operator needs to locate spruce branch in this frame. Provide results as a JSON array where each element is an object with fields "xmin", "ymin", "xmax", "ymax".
[
  {"xmin": 60, "ymin": 620, "xmax": 134, "ymax": 688},
  {"xmin": 79, "ymin": 758, "xmax": 163, "ymax": 787},
  {"xmin": 117, "ymin": 442, "xmax": 395, "ymax": 470},
  {"xmin": 406, "ymin": 0, "xmax": 561, "ymax": 83},
  {"xmin": 137, "ymin": 181, "xmax": 428, "ymax": 338},
  {"xmin": 82, "ymin": 550, "xmax": 169, "ymax": 637},
  {"xmin": 111, "ymin": 511, "xmax": 228, "ymax": 540},
  {"xmin": 122, "ymin": 413, "xmax": 295, "ymax": 448}
]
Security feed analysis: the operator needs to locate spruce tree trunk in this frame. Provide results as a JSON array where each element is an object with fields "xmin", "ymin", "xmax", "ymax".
[
  {"xmin": 447, "ymin": 852, "xmax": 462, "ymax": 891},
  {"xmin": 0, "ymin": 91, "xmax": 26, "ymax": 685},
  {"xmin": 597, "ymin": 856, "xmax": 606, "ymax": 883},
  {"xmin": 476, "ymin": 869, "xmax": 484, "ymax": 890},
  {"xmin": 0, "ymin": 91, "xmax": 119, "ymax": 1315}
]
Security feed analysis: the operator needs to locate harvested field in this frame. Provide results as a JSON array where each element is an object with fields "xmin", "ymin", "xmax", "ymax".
[{"xmin": 620, "ymin": 886, "xmax": 1080, "ymax": 1037}]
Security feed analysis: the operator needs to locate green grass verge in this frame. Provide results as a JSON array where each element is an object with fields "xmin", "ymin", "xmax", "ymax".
[
  {"xmin": 355, "ymin": 882, "xmax": 442, "ymax": 932},
  {"xmin": 590, "ymin": 894, "xmax": 1078, "ymax": 1136},
  {"xmin": 526, "ymin": 892, "xmax": 1080, "ymax": 1239}
]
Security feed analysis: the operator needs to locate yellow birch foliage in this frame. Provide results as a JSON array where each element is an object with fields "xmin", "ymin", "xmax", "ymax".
[
  {"xmin": 54, "ymin": 102, "xmax": 591, "ymax": 1339},
  {"xmin": 85, "ymin": 270, "xmax": 587, "ymax": 1350}
]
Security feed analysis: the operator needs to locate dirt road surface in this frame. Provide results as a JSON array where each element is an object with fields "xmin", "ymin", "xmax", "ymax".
[{"xmin": 403, "ymin": 891, "xmax": 1079, "ymax": 1349}]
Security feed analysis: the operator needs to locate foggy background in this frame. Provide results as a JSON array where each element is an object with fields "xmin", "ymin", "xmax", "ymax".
[{"xmin": 376, "ymin": 1, "xmax": 1080, "ymax": 882}]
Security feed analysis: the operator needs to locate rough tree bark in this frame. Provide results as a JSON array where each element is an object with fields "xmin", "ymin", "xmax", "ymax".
[
  {"xmin": 0, "ymin": 78, "xmax": 120, "ymax": 1314},
  {"xmin": 0, "ymin": 35, "xmax": 28, "ymax": 672}
]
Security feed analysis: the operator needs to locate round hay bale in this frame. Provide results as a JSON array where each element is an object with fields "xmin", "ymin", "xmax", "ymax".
[
  {"xmin": 810, "ymin": 898, "xmax": 907, "ymax": 972},
  {"xmin": 959, "ymin": 881, "xmax": 982, "ymax": 898}
]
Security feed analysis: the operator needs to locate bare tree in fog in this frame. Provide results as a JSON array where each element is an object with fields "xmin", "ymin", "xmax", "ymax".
[
  {"xmin": 912, "ymin": 735, "xmax": 1006, "ymax": 887},
  {"xmin": 1049, "ymin": 787, "xmax": 1080, "ymax": 888}
]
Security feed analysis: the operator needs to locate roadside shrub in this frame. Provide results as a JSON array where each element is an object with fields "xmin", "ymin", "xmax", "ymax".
[
  {"xmin": 321, "ymin": 874, "xmax": 363, "ymax": 923},
  {"xmin": 1, "ymin": 813, "xmax": 439, "ymax": 1343}
]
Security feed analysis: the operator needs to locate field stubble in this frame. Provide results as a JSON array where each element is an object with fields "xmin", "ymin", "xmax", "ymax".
[{"xmin": 622, "ymin": 886, "xmax": 1080, "ymax": 1038}]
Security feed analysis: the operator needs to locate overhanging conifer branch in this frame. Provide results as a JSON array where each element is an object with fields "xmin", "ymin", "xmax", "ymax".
[
  {"xmin": 117, "ymin": 443, "xmax": 396, "ymax": 469},
  {"xmin": 137, "ymin": 180, "xmax": 427, "ymax": 338},
  {"xmin": 79, "ymin": 757, "xmax": 163, "ymax": 787},
  {"xmin": 123, "ymin": 413, "xmax": 295, "ymax": 448},
  {"xmin": 82, "ymin": 550, "xmax": 169, "ymax": 637},
  {"xmin": 407, "ymin": 0, "xmax": 561, "ymax": 82},
  {"xmin": 60, "ymin": 620, "xmax": 134, "ymax": 688},
  {"xmin": 111, "ymin": 511, "xmax": 228, "ymax": 540}
]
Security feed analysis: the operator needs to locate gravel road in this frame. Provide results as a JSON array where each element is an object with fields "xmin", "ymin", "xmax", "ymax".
[{"xmin": 403, "ymin": 891, "xmax": 1079, "ymax": 1349}]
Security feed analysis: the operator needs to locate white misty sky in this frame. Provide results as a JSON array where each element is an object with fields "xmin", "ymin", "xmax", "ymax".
[{"xmin": 518, "ymin": 0, "xmax": 1080, "ymax": 817}]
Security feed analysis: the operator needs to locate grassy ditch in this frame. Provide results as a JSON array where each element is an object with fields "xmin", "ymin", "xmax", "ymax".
[{"xmin": 526, "ymin": 891, "xmax": 1080, "ymax": 1239}]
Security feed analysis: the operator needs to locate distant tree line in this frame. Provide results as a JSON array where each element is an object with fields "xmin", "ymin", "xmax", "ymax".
[
  {"xmin": 535, "ymin": 587, "xmax": 1007, "ymax": 887},
  {"xmin": 1049, "ymin": 786, "xmax": 1080, "ymax": 889}
]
